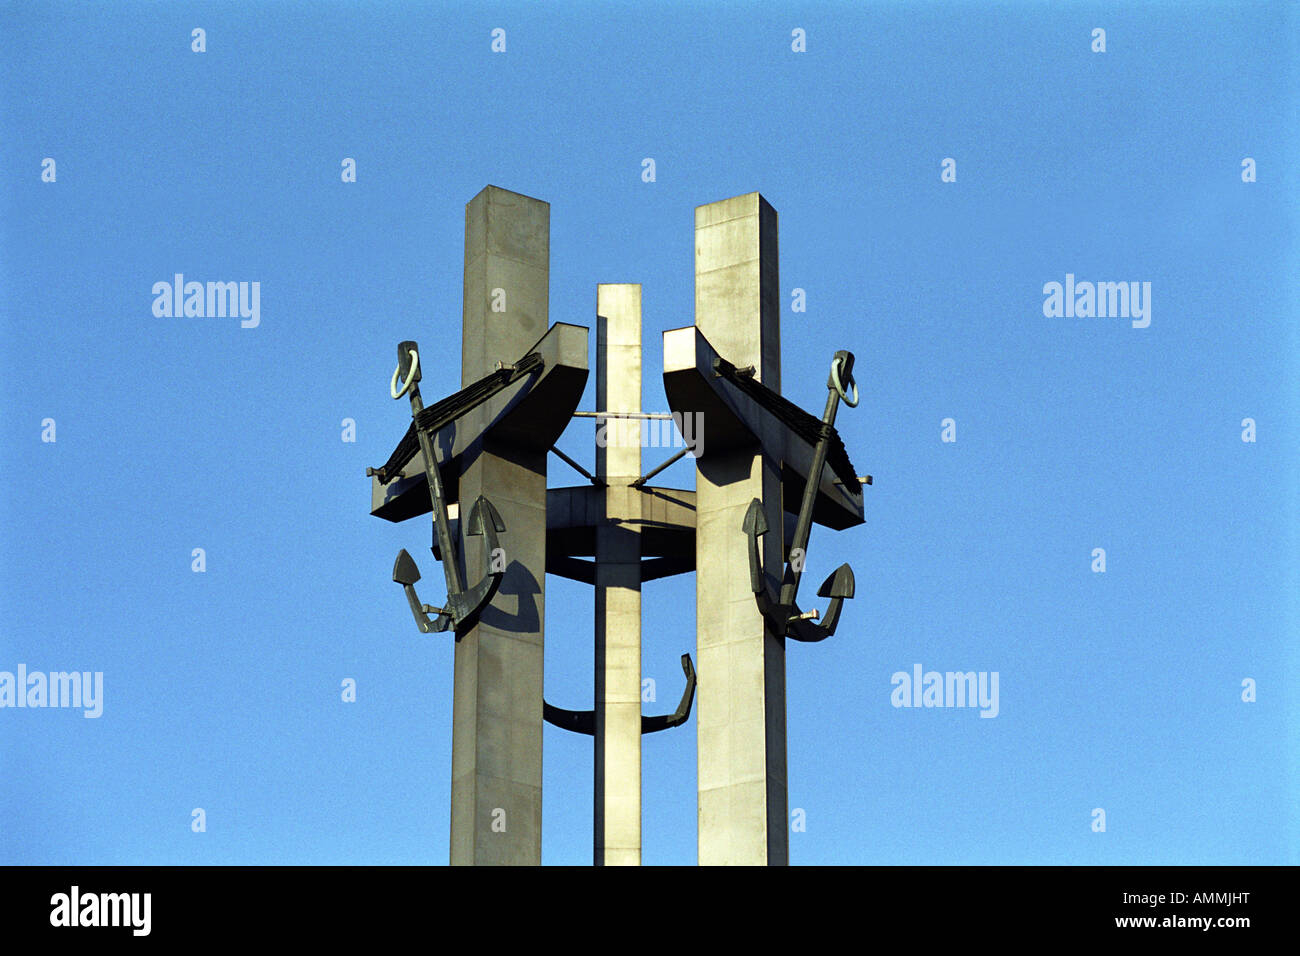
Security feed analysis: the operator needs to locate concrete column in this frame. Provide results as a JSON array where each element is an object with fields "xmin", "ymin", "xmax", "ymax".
[
  {"xmin": 594, "ymin": 284, "xmax": 643, "ymax": 866},
  {"xmin": 451, "ymin": 186, "xmax": 550, "ymax": 865},
  {"xmin": 693, "ymin": 193, "xmax": 789, "ymax": 865}
]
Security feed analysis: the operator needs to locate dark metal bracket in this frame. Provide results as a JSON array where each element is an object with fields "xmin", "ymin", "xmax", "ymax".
[{"xmin": 544, "ymin": 654, "xmax": 697, "ymax": 735}]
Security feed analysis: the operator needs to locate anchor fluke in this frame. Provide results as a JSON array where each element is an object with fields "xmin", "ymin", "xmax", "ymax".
[
  {"xmin": 450, "ymin": 495, "xmax": 508, "ymax": 637},
  {"xmin": 742, "ymin": 498, "xmax": 769, "ymax": 597},
  {"xmin": 812, "ymin": 563, "xmax": 854, "ymax": 638},
  {"xmin": 818, "ymin": 563, "xmax": 855, "ymax": 600},
  {"xmin": 393, "ymin": 548, "xmax": 452, "ymax": 634},
  {"xmin": 467, "ymin": 496, "xmax": 506, "ymax": 536},
  {"xmin": 393, "ymin": 548, "xmax": 421, "ymax": 586}
]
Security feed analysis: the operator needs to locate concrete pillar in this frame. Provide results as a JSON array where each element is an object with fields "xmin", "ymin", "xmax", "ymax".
[
  {"xmin": 451, "ymin": 186, "xmax": 550, "ymax": 865},
  {"xmin": 593, "ymin": 284, "xmax": 643, "ymax": 865},
  {"xmin": 693, "ymin": 193, "xmax": 789, "ymax": 865}
]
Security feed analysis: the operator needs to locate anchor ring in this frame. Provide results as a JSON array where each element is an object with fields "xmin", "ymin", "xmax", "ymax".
[
  {"xmin": 391, "ymin": 348, "xmax": 419, "ymax": 399},
  {"xmin": 830, "ymin": 354, "xmax": 858, "ymax": 407}
]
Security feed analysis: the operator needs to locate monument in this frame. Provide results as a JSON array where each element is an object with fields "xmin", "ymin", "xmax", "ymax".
[{"xmin": 368, "ymin": 186, "xmax": 869, "ymax": 865}]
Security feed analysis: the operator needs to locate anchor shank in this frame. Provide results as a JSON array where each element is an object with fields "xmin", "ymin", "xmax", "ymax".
[
  {"xmin": 408, "ymin": 388, "xmax": 466, "ymax": 600},
  {"xmin": 778, "ymin": 386, "xmax": 841, "ymax": 608}
]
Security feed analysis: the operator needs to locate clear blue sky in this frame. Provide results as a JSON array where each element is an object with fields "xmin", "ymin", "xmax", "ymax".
[{"xmin": 1, "ymin": 0, "xmax": 1295, "ymax": 865}]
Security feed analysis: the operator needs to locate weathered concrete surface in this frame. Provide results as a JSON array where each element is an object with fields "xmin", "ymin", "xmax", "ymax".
[
  {"xmin": 593, "ymin": 284, "xmax": 643, "ymax": 865},
  {"xmin": 690, "ymin": 193, "xmax": 789, "ymax": 865}
]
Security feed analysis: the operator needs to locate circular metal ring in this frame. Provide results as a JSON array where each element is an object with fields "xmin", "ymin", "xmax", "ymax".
[
  {"xmin": 830, "ymin": 355, "xmax": 859, "ymax": 408},
  {"xmin": 390, "ymin": 348, "xmax": 419, "ymax": 399}
]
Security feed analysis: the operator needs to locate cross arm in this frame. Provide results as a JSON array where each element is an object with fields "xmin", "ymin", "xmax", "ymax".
[
  {"xmin": 370, "ymin": 322, "xmax": 589, "ymax": 523},
  {"xmin": 661, "ymin": 326, "xmax": 866, "ymax": 530}
]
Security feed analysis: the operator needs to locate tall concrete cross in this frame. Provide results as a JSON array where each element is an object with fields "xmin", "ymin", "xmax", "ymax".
[
  {"xmin": 593, "ymin": 284, "xmax": 645, "ymax": 865},
  {"xmin": 693, "ymin": 193, "xmax": 787, "ymax": 865},
  {"xmin": 451, "ymin": 186, "xmax": 550, "ymax": 866},
  {"xmin": 663, "ymin": 192, "xmax": 867, "ymax": 865},
  {"xmin": 370, "ymin": 186, "xmax": 589, "ymax": 865},
  {"xmin": 544, "ymin": 283, "xmax": 698, "ymax": 865}
]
